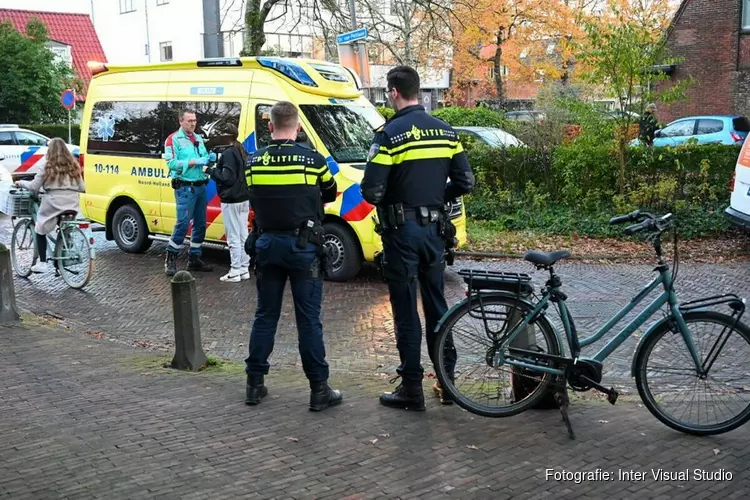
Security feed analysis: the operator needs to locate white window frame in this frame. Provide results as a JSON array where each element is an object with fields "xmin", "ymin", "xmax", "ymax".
[
  {"xmin": 157, "ymin": 0, "xmax": 169, "ymax": 5},
  {"xmin": 744, "ymin": 0, "xmax": 750, "ymax": 30},
  {"xmin": 119, "ymin": 0, "xmax": 135, "ymax": 14}
]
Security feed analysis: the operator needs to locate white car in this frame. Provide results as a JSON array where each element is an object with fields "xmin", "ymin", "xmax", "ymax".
[
  {"xmin": 0, "ymin": 124, "xmax": 79, "ymax": 174},
  {"xmin": 725, "ymin": 137, "xmax": 750, "ymax": 231},
  {"xmin": 454, "ymin": 126, "xmax": 525, "ymax": 147}
]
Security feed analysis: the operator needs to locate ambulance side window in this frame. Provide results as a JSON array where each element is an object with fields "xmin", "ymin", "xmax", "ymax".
[
  {"xmin": 255, "ymin": 104, "xmax": 273, "ymax": 149},
  {"xmin": 255, "ymin": 103, "xmax": 314, "ymax": 150},
  {"xmin": 163, "ymin": 101, "xmax": 243, "ymax": 153},
  {"xmin": 87, "ymin": 101, "xmax": 165, "ymax": 157}
]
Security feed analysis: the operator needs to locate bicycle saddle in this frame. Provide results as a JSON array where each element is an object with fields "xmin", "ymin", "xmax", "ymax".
[{"xmin": 524, "ymin": 250, "xmax": 571, "ymax": 267}]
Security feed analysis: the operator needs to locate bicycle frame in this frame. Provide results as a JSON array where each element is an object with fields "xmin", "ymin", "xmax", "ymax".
[{"xmin": 501, "ymin": 265, "xmax": 703, "ymax": 377}]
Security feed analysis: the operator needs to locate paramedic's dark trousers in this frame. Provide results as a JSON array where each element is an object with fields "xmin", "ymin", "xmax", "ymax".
[
  {"xmin": 245, "ymin": 232, "xmax": 329, "ymax": 382},
  {"xmin": 381, "ymin": 219, "xmax": 457, "ymax": 385}
]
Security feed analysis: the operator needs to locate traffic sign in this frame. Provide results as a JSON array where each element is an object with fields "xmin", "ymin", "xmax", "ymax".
[
  {"xmin": 337, "ymin": 27, "xmax": 368, "ymax": 45},
  {"xmin": 61, "ymin": 89, "xmax": 76, "ymax": 110}
]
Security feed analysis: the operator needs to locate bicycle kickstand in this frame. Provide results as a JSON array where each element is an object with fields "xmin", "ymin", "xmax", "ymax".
[{"xmin": 554, "ymin": 375, "xmax": 575, "ymax": 440}]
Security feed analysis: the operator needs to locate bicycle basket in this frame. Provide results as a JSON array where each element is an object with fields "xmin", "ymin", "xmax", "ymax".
[{"xmin": 0, "ymin": 189, "xmax": 35, "ymax": 217}]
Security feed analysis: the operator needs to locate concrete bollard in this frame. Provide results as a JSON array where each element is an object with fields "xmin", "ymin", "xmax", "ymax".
[
  {"xmin": 510, "ymin": 290, "xmax": 560, "ymax": 409},
  {"xmin": 0, "ymin": 243, "xmax": 20, "ymax": 323},
  {"xmin": 170, "ymin": 270, "xmax": 207, "ymax": 370}
]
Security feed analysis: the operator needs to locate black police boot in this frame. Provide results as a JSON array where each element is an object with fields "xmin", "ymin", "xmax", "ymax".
[
  {"xmin": 164, "ymin": 251, "xmax": 177, "ymax": 277},
  {"xmin": 245, "ymin": 375, "xmax": 268, "ymax": 405},
  {"xmin": 379, "ymin": 378, "xmax": 425, "ymax": 411},
  {"xmin": 309, "ymin": 381, "xmax": 343, "ymax": 412},
  {"xmin": 187, "ymin": 254, "xmax": 213, "ymax": 272}
]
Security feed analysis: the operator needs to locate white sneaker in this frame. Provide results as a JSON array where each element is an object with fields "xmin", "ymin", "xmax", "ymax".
[
  {"xmin": 31, "ymin": 262, "xmax": 48, "ymax": 273},
  {"xmin": 240, "ymin": 271, "xmax": 251, "ymax": 280},
  {"xmin": 220, "ymin": 272, "xmax": 242, "ymax": 283}
]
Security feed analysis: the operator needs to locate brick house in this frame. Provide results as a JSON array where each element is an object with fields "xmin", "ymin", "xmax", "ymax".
[
  {"xmin": 0, "ymin": 9, "xmax": 107, "ymax": 101},
  {"xmin": 658, "ymin": 0, "xmax": 750, "ymax": 123}
]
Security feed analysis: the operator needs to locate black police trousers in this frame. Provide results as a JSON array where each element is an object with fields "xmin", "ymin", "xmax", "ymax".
[
  {"xmin": 381, "ymin": 219, "xmax": 457, "ymax": 385},
  {"xmin": 244, "ymin": 232, "xmax": 329, "ymax": 382}
]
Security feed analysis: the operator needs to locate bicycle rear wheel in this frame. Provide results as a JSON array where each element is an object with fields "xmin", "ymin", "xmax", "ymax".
[
  {"xmin": 11, "ymin": 218, "xmax": 35, "ymax": 277},
  {"xmin": 55, "ymin": 226, "xmax": 94, "ymax": 289},
  {"xmin": 434, "ymin": 293, "xmax": 563, "ymax": 417},
  {"xmin": 635, "ymin": 310, "xmax": 750, "ymax": 436}
]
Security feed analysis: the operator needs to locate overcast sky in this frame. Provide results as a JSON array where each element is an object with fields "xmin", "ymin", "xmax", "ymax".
[{"xmin": 0, "ymin": 0, "xmax": 91, "ymax": 14}]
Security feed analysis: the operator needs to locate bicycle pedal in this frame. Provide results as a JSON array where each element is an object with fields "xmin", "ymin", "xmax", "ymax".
[{"xmin": 607, "ymin": 388, "xmax": 618, "ymax": 405}]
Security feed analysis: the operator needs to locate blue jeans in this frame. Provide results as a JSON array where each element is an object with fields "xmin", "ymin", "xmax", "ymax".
[
  {"xmin": 381, "ymin": 220, "xmax": 456, "ymax": 385},
  {"xmin": 168, "ymin": 184, "xmax": 207, "ymax": 256},
  {"xmin": 244, "ymin": 233, "xmax": 329, "ymax": 382}
]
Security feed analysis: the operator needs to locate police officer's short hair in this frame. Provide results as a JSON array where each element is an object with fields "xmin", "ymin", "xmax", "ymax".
[
  {"xmin": 386, "ymin": 66, "xmax": 420, "ymax": 100},
  {"xmin": 271, "ymin": 101, "xmax": 299, "ymax": 130}
]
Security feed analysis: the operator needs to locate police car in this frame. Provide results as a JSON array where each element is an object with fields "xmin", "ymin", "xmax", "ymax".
[{"xmin": 0, "ymin": 124, "xmax": 79, "ymax": 174}]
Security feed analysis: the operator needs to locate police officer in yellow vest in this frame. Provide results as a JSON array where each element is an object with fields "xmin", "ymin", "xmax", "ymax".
[
  {"xmin": 243, "ymin": 101, "xmax": 343, "ymax": 412},
  {"xmin": 361, "ymin": 66, "xmax": 476, "ymax": 410}
]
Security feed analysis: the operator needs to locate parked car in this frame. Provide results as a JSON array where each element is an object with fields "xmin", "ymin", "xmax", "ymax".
[
  {"xmin": 454, "ymin": 126, "xmax": 525, "ymax": 147},
  {"xmin": 504, "ymin": 111, "xmax": 546, "ymax": 122},
  {"xmin": 631, "ymin": 115, "xmax": 750, "ymax": 147},
  {"xmin": 0, "ymin": 124, "xmax": 78, "ymax": 174},
  {"xmin": 725, "ymin": 134, "xmax": 750, "ymax": 232}
]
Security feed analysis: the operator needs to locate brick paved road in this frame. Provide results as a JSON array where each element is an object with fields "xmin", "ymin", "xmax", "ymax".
[
  {"xmin": 1, "ymin": 321, "xmax": 749, "ymax": 499},
  {"xmin": 2, "ymin": 214, "xmax": 750, "ymax": 389}
]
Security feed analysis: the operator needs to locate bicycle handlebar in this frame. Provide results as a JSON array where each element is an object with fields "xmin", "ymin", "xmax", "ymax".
[
  {"xmin": 609, "ymin": 209, "xmax": 641, "ymax": 225},
  {"xmin": 620, "ymin": 212, "xmax": 674, "ymax": 236}
]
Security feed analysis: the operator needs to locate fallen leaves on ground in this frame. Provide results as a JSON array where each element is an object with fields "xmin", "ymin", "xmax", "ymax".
[{"xmin": 465, "ymin": 229, "xmax": 750, "ymax": 264}]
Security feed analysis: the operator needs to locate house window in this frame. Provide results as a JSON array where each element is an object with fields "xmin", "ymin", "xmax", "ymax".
[
  {"xmin": 744, "ymin": 0, "xmax": 750, "ymax": 30},
  {"xmin": 157, "ymin": 0, "xmax": 169, "ymax": 5},
  {"xmin": 160, "ymin": 42, "xmax": 173, "ymax": 62},
  {"xmin": 119, "ymin": 0, "xmax": 135, "ymax": 14}
]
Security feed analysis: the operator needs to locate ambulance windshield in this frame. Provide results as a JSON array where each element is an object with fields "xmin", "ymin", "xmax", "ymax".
[{"xmin": 300, "ymin": 104, "xmax": 385, "ymax": 165}]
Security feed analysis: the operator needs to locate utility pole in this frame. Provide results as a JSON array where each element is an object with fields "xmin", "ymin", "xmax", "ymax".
[
  {"xmin": 144, "ymin": 0, "xmax": 152, "ymax": 63},
  {"xmin": 347, "ymin": 0, "xmax": 370, "ymax": 98}
]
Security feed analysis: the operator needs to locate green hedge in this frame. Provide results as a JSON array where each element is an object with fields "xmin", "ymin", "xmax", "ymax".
[
  {"xmin": 464, "ymin": 143, "xmax": 741, "ymax": 238},
  {"xmin": 21, "ymin": 124, "xmax": 81, "ymax": 145}
]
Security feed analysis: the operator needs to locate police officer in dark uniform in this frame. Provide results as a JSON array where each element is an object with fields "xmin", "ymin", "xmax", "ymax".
[
  {"xmin": 243, "ymin": 101, "xmax": 342, "ymax": 412},
  {"xmin": 361, "ymin": 65, "xmax": 475, "ymax": 410}
]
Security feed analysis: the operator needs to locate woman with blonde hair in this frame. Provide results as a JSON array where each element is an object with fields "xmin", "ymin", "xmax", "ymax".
[{"xmin": 14, "ymin": 138, "xmax": 86, "ymax": 273}]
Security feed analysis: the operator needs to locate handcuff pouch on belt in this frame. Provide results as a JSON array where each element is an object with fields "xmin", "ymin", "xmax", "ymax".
[{"xmin": 375, "ymin": 204, "xmax": 406, "ymax": 231}]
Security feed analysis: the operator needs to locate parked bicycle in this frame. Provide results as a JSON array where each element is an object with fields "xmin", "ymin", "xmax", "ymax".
[
  {"xmin": 434, "ymin": 210, "xmax": 750, "ymax": 439},
  {"xmin": 8, "ymin": 187, "xmax": 95, "ymax": 289}
]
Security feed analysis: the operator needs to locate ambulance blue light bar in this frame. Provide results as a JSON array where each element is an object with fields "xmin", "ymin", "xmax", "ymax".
[{"xmin": 257, "ymin": 57, "xmax": 318, "ymax": 87}]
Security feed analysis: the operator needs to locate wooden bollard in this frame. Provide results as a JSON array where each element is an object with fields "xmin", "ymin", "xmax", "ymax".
[
  {"xmin": 0, "ymin": 243, "xmax": 20, "ymax": 323},
  {"xmin": 170, "ymin": 270, "xmax": 207, "ymax": 370}
]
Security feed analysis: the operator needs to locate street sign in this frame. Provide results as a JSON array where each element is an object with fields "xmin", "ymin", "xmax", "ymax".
[
  {"xmin": 61, "ymin": 89, "xmax": 76, "ymax": 110},
  {"xmin": 336, "ymin": 27, "xmax": 368, "ymax": 45}
]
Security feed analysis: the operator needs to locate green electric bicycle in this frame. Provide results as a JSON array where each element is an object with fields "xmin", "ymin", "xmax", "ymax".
[
  {"xmin": 434, "ymin": 210, "xmax": 750, "ymax": 439},
  {"xmin": 9, "ymin": 187, "xmax": 95, "ymax": 289}
]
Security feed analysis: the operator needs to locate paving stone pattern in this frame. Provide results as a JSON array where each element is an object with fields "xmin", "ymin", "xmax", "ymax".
[
  {"xmin": 2, "ymin": 214, "xmax": 750, "ymax": 389},
  {"xmin": 1, "ymin": 322, "xmax": 749, "ymax": 499}
]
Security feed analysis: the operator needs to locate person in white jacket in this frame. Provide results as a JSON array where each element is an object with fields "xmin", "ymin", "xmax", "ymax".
[{"xmin": 14, "ymin": 138, "xmax": 85, "ymax": 273}]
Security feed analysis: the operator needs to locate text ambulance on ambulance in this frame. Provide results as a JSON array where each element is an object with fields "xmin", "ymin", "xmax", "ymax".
[{"xmin": 77, "ymin": 57, "xmax": 467, "ymax": 281}]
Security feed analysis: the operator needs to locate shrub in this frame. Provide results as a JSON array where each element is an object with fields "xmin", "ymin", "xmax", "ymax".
[
  {"xmin": 463, "ymin": 142, "xmax": 740, "ymax": 238},
  {"xmin": 431, "ymin": 106, "xmax": 508, "ymax": 128},
  {"xmin": 376, "ymin": 106, "xmax": 394, "ymax": 120},
  {"xmin": 22, "ymin": 123, "xmax": 81, "ymax": 145}
]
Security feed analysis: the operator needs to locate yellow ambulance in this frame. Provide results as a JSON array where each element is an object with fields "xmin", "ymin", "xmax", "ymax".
[{"xmin": 78, "ymin": 56, "xmax": 467, "ymax": 281}]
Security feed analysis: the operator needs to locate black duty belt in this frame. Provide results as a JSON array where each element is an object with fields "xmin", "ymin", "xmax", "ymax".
[
  {"xmin": 258, "ymin": 228, "xmax": 299, "ymax": 236},
  {"xmin": 173, "ymin": 178, "xmax": 209, "ymax": 188}
]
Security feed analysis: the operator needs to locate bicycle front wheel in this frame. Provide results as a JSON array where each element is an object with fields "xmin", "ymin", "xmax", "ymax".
[
  {"xmin": 11, "ymin": 218, "xmax": 35, "ymax": 277},
  {"xmin": 56, "ymin": 226, "xmax": 94, "ymax": 289},
  {"xmin": 434, "ymin": 293, "xmax": 563, "ymax": 418},
  {"xmin": 635, "ymin": 310, "xmax": 750, "ymax": 436}
]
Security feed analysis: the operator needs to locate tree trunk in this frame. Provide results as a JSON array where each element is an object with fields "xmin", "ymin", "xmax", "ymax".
[
  {"xmin": 618, "ymin": 137, "xmax": 626, "ymax": 194},
  {"xmin": 493, "ymin": 27, "xmax": 505, "ymax": 104},
  {"xmin": 240, "ymin": 0, "xmax": 280, "ymax": 56}
]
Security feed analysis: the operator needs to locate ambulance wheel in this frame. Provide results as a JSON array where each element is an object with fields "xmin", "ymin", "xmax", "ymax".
[
  {"xmin": 323, "ymin": 222, "xmax": 361, "ymax": 282},
  {"xmin": 113, "ymin": 204, "xmax": 152, "ymax": 253}
]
